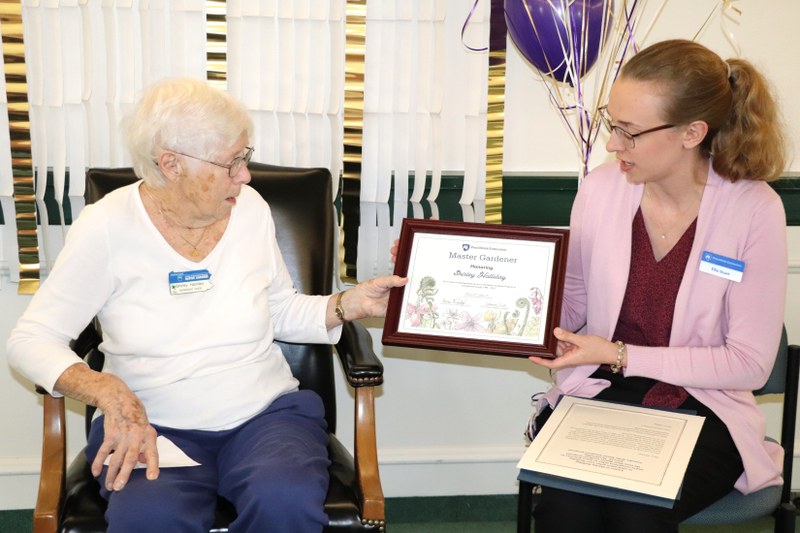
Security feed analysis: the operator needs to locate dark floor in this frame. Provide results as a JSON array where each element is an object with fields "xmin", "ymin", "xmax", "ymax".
[
  {"xmin": 386, "ymin": 495, "xmax": 777, "ymax": 532},
  {"xmin": 389, "ymin": 521, "xmax": 774, "ymax": 532},
  {"xmin": 0, "ymin": 496, "xmax": 782, "ymax": 532}
]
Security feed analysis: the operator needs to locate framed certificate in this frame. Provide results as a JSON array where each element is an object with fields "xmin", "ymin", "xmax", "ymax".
[{"xmin": 382, "ymin": 218, "xmax": 569, "ymax": 358}]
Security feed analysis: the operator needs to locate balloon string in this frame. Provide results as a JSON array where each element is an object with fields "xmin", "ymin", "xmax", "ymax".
[
  {"xmin": 461, "ymin": 0, "xmax": 488, "ymax": 52},
  {"xmin": 693, "ymin": 1, "xmax": 718, "ymax": 40},
  {"xmin": 623, "ymin": 0, "xmax": 641, "ymax": 54},
  {"xmin": 720, "ymin": 0, "xmax": 742, "ymax": 57},
  {"xmin": 635, "ymin": 0, "xmax": 666, "ymax": 48},
  {"xmin": 540, "ymin": 0, "xmax": 574, "ymax": 83},
  {"xmin": 692, "ymin": 0, "xmax": 741, "ymax": 56}
]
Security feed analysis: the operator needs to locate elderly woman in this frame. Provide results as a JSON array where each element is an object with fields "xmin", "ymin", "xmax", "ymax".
[{"xmin": 7, "ymin": 78, "xmax": 406, "ymax": 532}]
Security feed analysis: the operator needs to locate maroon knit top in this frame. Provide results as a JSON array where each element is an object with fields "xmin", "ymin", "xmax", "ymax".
[
  {"xmin": 613, "ymin": 208, "xmax": 697, "ymax": 348},
  {"xmin": 592, "ymin": 208, "xmax": 698, "ymax": 409}
]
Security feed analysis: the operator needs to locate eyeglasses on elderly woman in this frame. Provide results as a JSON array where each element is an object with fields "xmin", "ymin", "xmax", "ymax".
[{"xmin": 162, "ymin": 146, "xmax": 255, "ymax": 177}]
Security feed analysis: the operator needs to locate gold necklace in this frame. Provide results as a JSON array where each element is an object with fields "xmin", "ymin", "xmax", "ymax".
[
  {"xmin": 644, "ymin": 185, "xmax": 701, "ymax": 241},
  {"xmin": 651, "ymin": 211, "xmax": 669, "ymax": 240},
  {"xmin": 141, "ymin": 185, "xmax": 210, "ymax": 258}
]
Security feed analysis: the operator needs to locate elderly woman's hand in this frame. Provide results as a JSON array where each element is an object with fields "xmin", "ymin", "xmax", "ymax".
[
  {"xmin": 55, "ymin": 364, "xmax": 159, "ymax": 491},
  {"xmin": 327, "ymin": 275, "xmax": 407, "ymax": 327},
  {"xmin": 528, "ymin": 327, "xmax": 623, "ymax": 371},
  {"xmin": 95, "ymin": 380, "xmax": 159, "ymax": 492}
]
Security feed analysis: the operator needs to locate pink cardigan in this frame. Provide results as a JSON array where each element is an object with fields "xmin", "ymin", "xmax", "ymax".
[{"xmin": 544, "ymin": 161, "xmax": 788, "ymax": 494}]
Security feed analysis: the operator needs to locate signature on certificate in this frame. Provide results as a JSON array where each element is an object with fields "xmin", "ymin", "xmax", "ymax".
[{"xmin": 404, "ymin": 275, "xmax": 545, "ymax": 336}]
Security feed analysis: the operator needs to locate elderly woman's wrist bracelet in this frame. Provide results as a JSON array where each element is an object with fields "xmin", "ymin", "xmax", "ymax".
[{"xmin": 611, "ymin": 341, "xmax": 626, "ymax": 374}]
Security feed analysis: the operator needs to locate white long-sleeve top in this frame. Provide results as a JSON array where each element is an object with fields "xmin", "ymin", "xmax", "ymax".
[{"xmin": 7, "ymin": 182, "xmax": 341, "ymax": 430}]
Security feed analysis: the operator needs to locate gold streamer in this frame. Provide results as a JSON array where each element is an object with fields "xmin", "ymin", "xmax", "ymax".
[
  {"xmin": 484, "ymin": 1, "xmax": 506, "ymax": 224},
  {"xmin": 1, "ymin": 0, "xmax": 39, "ymax": 293},
  {"xmin": 343, "ymin": 0, "xmax": 365, "ymax": 186},
  {"xmin": 206, "ymin": 0, "xmax": 227, "ymax": 90},
  {"xmin": 339, "ymin": 0, "xmax": 366, "ymax": 284}
]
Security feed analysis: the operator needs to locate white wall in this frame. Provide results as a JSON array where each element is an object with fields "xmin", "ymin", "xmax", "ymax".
[{"xmin": 1, "ymin": 0, "xmax": 799, "ymax": 509}]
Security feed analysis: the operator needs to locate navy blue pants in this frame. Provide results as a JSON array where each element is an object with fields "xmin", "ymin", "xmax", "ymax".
[{"xmin": 86, "ymin": 389, "xmax": 330, "ymax": 533}]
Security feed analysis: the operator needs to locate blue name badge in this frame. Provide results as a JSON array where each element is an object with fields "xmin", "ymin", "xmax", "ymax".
[
  {"xmin": 168, "ymin": 269, "xmax": 213, "ymax": 295},
  {"xmin": 698, "ymin": 251, "xmax": 744, "ymax": 283}
]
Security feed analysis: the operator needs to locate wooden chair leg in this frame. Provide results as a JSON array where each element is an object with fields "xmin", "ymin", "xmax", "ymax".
[{"xmin": 517, "ymin": 480, "xmax": 534, "ymax": 533}]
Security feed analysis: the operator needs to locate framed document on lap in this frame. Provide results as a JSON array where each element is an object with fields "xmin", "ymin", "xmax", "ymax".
[
  {"xmin": 517, "ymin": 396, "xmax": 705, "ymax": 508},
  {"xmin": 382, "ymin": 218, "xmax": 569, "ymax": 358}
]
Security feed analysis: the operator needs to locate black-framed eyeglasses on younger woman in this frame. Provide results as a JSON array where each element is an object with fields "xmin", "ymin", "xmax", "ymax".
[{"xmin": 597, "ymin": 106, "xmax": 674, "ymax": 150}]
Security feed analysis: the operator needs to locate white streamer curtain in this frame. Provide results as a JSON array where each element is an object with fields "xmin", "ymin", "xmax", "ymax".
[
  {"xmin": 226, "ymin": 0, "xmax": 346, "ymax": 193},
  {"xmin": 360, "ymin": 0, "xmax": 446, "ymax": 204},
  {"xmin": 0, "ymin": 0, "xmax": 488, "ymax": 281},
  {"xmin": 1, "ymin": 0, "xmax": 210, "ymax": 280}
]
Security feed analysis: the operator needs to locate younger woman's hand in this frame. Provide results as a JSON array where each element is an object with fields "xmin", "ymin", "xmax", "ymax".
[{"xmin": 529, "ymin": 327, "xmax": 620, "ymax": 370}]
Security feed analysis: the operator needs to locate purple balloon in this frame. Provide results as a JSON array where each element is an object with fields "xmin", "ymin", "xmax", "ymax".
[{"xmin": 505, "ymin": 0, "xmax": 613, "ymax": 85}]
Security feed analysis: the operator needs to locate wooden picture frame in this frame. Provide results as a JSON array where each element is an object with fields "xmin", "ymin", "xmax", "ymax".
[{"xmin": 382, "ymin": 218, "xmax": 569, "ymax": 358}]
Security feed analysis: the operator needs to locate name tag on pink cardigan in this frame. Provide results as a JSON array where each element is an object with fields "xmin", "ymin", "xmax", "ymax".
[{"xmin": 699, "ymin": 251, "xmax": 744, "ymax": 283}]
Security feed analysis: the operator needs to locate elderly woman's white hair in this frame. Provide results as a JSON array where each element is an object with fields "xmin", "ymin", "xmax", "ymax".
[{"xmin": 124, "ymin": 77, "xmax": 254, "ymax": 187}]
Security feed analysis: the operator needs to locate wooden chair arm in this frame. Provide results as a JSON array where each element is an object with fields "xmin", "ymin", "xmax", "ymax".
[
  {"xmin": 335, "ymin": 321, "xmax": 385, "ymax": 525},
  {"xmin": 354, "ymin": 386, "xmax": 384, "ymax": 525},
  {"xmin": 34, "ymin": 392, "xmax": 66, "ymax": 533}
]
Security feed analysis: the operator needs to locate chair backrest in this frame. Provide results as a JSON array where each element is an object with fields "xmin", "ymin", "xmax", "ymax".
[
  {"xmin": 80, "ymin": 163, "xmax": 339, "ymax": 432},
  {"xmin": 755, "ymin": 324, "xmax": 798, "ymax": 507},
  {"xmin": 755, "ymin": 326, "xmax": 789, "ymax": 396}
]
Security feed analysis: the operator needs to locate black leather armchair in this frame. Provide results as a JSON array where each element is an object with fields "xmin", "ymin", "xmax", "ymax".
[{"xmin": 33, "ymin": 163, "xmax": 387, "ymax": 533}]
